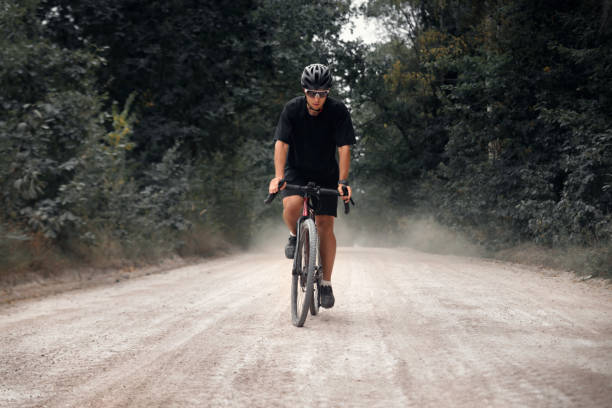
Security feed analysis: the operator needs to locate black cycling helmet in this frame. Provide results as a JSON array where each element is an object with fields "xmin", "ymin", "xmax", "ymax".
[{"xmin": 301, "ymin": 63, "xmax": 332, "ymax": 90}]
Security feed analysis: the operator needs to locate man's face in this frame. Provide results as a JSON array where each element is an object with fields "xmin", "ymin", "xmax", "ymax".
[{"xmin": 304, "ymin": 89, "xmax": 329, "ymax": 111}]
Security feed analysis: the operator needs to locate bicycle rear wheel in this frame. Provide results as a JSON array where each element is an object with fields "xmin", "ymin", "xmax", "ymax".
[
  {"xmin": 292, "ymin": 219, "xmax": 317, "ymax": 327},
  {"xmin": 310, "ymin": 249, "xmax": 321, "ymax": 316}
]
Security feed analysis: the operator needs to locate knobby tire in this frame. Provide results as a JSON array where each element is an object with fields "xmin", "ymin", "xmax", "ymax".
[
  {"xmin": 292, "ymin": 219, "xmax": 317, "ymax": 327},
  {"xmin": 310, "ymin": 245, "xmax": 321, "ymax": 316}
]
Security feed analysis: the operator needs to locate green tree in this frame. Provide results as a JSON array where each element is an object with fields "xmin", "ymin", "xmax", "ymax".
[
  {"xmin": 355, "ymin": 0, "xmax": 611, "ymax": 262},
  {"xmin": 38, "ymin": 0, "xmax": 359, "ymax": 245},
  {"xmin": 1, "ymin": 2, "xmax": 194, "ymax": 267},
  {"xmin": 0, "ymin": 0, "xmax": 106, "ymax": 241},
  {"xmin": 440, "ymin": 0, "xmax": 612, "ymax": 247}
]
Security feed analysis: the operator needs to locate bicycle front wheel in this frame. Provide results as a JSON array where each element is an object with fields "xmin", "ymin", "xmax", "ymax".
[{"xmin": 292, "ymin": 218, "xmax": 317, "ymax": 327}]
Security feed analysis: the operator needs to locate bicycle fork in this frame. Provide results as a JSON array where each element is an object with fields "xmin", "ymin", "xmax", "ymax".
[
  {"xmin": 291, "ymin": 215, "xmax": 310, "ymax": 276},
  {"xmin": 291, "ymin": 196, "xmax": 313, "ymax": 275}
]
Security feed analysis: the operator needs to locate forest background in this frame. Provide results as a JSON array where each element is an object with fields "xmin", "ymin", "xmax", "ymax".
[{"xmin": 1, "ymin": 0, "xmax": 610, "ymax": 279}]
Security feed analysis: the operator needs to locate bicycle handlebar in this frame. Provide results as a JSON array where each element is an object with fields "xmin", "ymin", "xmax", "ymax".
[{"xmin": 264, "ymin": 180, "xmax": 354, "ymax": 215}]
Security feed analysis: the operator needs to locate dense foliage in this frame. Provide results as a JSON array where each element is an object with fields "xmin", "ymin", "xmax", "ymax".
[
  {"xmin": 1, "ymin": 0, "xmax": 356, "ymax": 270},
  {"xmin": 353, "ymin": 0, "xmax": 611, "ymax": 268},
  {"xmin": 1, "ymin": 0, "xmax": 610, "ymax": 275}
]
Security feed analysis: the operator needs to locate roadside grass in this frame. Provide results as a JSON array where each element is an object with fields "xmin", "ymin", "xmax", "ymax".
[
  {"xmin": 176, "ymin": 224, "xmax": 232, "ymax": 258},
  {"xmin": 0, "ymin": 227, "xmax": 231, "ymax": 289},
  {"xmin": 0, "ymin": 233, "xmax": 73, "ymax": 287},
  {"xmin": 338, "ymin": 215, "xmax": 611, "ymax": 280},
  {"xmin": 494, "ymin": 243, "xmax": 612, "ymax": 280},
  {"xmin": 393, "ymin": 216, "xmax": 611, "ymax": 280}
]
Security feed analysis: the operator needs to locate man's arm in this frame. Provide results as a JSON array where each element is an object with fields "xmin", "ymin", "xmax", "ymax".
[
  {"xmin": 269, "ymin": 140, "xmax": 289, "ymax": 193},
  {"xmin": 338, "ymin": 145, "xmax": 350, "ymax": 181},
  {"xmin": 337, "ymin": 145, "xmax": 352, "ymax": 202}
]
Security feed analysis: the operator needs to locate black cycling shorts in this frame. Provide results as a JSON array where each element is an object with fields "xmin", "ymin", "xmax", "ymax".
[{"xmin": 280, "ymin": 168, "xmax": 338, "ymax": 217}]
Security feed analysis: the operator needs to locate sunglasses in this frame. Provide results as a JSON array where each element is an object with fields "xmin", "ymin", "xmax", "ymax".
[{"xmin": 305, "ymin": 90, "xmax": 330, "ymax": 98}]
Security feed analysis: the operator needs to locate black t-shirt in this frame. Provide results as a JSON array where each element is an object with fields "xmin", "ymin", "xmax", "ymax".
[{"xmin": 273, "ymin": 96, "xmax": 356, "ymax": 176}]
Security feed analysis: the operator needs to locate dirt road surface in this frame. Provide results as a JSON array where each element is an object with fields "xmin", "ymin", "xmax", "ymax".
[{"xmin": 1, "ymin": 247, "xmax": 611, "ymax": 407}]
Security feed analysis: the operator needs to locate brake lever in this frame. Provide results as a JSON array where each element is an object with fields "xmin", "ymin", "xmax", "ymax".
[{"xmin": 342, "ymin": 186, "xmax": 355, "ymax": 215}]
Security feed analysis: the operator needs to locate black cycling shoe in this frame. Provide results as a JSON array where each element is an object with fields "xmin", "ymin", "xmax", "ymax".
[
  {"xmin": 285, "ymin": 235, "xmax": 297, "ymax": 259},
  {"xmin": 320, "ymin": 285, "xmax": 335, "ymax": 309}
]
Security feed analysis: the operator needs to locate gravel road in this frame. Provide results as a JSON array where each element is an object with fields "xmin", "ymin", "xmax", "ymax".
[{"xmin": 1, "ymin": 247, "xmax": 611, "ymax": 407}]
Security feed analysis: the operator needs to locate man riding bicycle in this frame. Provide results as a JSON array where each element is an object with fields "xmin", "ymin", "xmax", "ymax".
[{"xmin": 268, "ymin": 63, "xmax": 356, "ymax": 309}]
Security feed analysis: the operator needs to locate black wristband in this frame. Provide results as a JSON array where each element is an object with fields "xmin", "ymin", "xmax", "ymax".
[{"xmin": 338, "ymin": 179, "xmax": 349, "ymax": 186}]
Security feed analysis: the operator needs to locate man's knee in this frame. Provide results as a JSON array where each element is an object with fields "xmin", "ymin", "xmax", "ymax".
[
  {"xmin": 283, "ymin": 196, "xmax": 303, "ymax": 221},
  {"xmin": 316, "ymin": 215, "xmax": 334, "ymax": 233},
  {"xmin": 283, "ymin": 196, "xmax": 302, "ymax": 216}
]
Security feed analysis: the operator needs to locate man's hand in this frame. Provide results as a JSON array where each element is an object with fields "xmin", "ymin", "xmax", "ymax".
[
  {"xmin": 269, "ymin": 177, "xmax": 286, "ymax": 194},
  {"xmin": 338, "ymin": 184, "xmax": 352, "ymax": 203}
]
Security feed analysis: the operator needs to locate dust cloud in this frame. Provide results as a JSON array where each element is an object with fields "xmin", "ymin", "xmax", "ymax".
[
  {"xmin": 247, "ymin": 218, "xmax": 292, "ymax": 253},
  {"xmin": 249, "ymin": 211, "xmax": 484, "ymax": 259},
  {"xmin": 337, "ymin": 214, "xmax": 484, "ymax": 257}
]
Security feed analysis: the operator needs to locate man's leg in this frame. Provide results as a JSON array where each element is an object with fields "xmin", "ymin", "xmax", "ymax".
[
  {"xmin": 316, "ymin": 215, "xmax": 336, "ymax": 308},
  {"xmin": 282, "ymin": 195, "xmax": 303, "ymax": 234},
  {"xmin": 282, "ymin": 195, "xmax": 302, "ymax": 259},
  {"xmin": 316, "ymin": 215, "xmax": 336, "ymax": 281}
]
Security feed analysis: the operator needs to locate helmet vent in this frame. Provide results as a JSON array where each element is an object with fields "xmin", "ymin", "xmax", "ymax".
[{"xmin": 301, "ymin": 63, "xmax": 332, "ymax": 89}]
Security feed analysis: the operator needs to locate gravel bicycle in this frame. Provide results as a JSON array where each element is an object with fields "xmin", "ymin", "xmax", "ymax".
[{"xmin": 265, "ymin": 180, "xmax": 353, "ymax": 327}]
